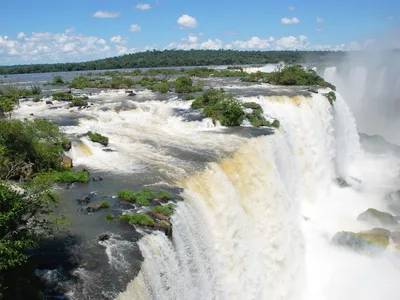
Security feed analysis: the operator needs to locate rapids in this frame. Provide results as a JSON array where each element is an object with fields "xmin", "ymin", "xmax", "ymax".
[{"xmin": 9, "ymin": 73, "xmax": 400, "ymax": 300}]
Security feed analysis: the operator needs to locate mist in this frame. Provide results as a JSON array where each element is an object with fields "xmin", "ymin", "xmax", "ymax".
[{"xmin": 322, "ymin": 43, "xmax": 400, "ymax": 145}]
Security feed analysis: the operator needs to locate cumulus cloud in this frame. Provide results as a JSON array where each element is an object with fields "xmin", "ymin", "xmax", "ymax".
[
  {"xmin": 288, "ymin": 6, "xmax": 295, "ymax": 11},
  {"xmin": 281, "ymin": 17, "xmax": 300, "ymax": 24},
  {"xmin": 177, "ymin": 15, "xmax": 198, "ymax": 28},
  {"xmin": 316, "ymin": 17, "xmax": 324, "ymax": 24},
  {"xmin": 93, "ymin": 11, "xmax": 120, "ymax": 18},
  {"xmin": 136, "ymin": 3, "xmax": 151, "ymax": 10},
  {"xmin": 110, "ymin": 35, "xmax": 125, "ymax": 44},
  {"xmin": 0, "ymin": 31, "xmax": 124, "ymax": 64},
  {"xmin": 17, "ymin": 32, "xmax": 26, "ymax": 39},
  {"xmin": 130, "ymin": 24, "xmax": 141, "ymax": 32}
]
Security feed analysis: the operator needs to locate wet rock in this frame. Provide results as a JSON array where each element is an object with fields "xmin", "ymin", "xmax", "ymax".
[
  {"xmin": 332, "ymin": 230, "xmax": 389, "ymax": 253},
  {"xmin": 391, "ymin": 231, "xmax": 400, "ymax": 243},
  {"xmin": 154, "ymin": 213, "xmax": 169, "ymax": 221},
  {"xmin": 128, "ymin": 93, "xmax": 136, "ymax": 97},
  {"xmin": 336, "ymin": 177, "xmax": 350, "ymax": 187},
  {"xmin": 357, "ymin": 208, "xmax": 399, "ymax": 227},
  {"xmin": 155, "ymin": 221, "xmax": 172, "ymax": 237},
  {"xmin": 92, "ymin": 176, "xmax": 103, "ymax": 182},
  {"xmin": 385, "ymin": 190, "xmax": 400, "ymax": 214},
  {"xmin": 20, "ymin": 162, "xmax": 34, "ymax": 181},
  {"xmin": 62, "ymin": 140, "xmax": 72, "ymax": 151},
  {"xmin": 30, "ymin": 113, "xmax": 34, "ymax": 116},
  {"xmin": 78, "ymin": 195, "xmax": 91, "ymax": 204},
  {"xmin": 81, "ymin": 204, "xmax": 101, "ymax": 213},
  {"xmin": 60, "ymin": 155, "xmax": 73, "ymax": 169},
  {"xmin": 46, "ymin": 101, "xmax": 53, "ymax": 105},
  {"xmin": 98, "ymin": 234, "xmax": 110, "ymax": 242},
  {"xmin": 102, "ymin": 148, "xmax": 116, "ymax": 152},
  {"xmin": 125, "ymin": 90, "xmax": 134, "ymax": 94}
]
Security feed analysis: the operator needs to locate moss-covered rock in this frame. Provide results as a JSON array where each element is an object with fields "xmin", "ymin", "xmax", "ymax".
[
  {"xmin": 87, "ymin": 131, "xmax": 109, "ymax": 146},
  {"xmin": 326, "ymin": 91, "xmax": 336, "ymax": 105},
  {"xmin": 357, "ymin": 208, "xmax": 399, "ymax": 227},
  {"xmin": 60, "ymin": 155, "xmax": 73, "ymax": 169},
  {"xmin": 332, "ymin": 229, "xmax": 390, "ymax": 253}
]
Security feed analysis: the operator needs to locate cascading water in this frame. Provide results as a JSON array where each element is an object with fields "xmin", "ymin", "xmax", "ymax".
[
  {"xmin": 117, "ymin": 92, "xmax": 400, "ymax": 300},
  {"xmin": 322, "ymin": 52, "xmax": 400, "ymax": 145}
]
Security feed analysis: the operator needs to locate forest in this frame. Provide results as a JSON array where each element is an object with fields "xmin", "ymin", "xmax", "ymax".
[{"xmin": 0, "ymin": 50, "xmax": 346, "ymax": 75}]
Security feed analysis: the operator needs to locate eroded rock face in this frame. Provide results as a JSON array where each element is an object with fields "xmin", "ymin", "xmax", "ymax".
[
  {"xmin": 92, "ymin": 176, "xmax": 102, "ymax": 182},
  {"xmin": 357, "ymin": 208, "xmax": 399, "ymax": 227},
  {"xmin": 332, "ymin": 230, "xmax": 390, "ymax": 254},
  {"xmin": 61, "ymin": 156, "xmax": 73, "ymax": 169}
]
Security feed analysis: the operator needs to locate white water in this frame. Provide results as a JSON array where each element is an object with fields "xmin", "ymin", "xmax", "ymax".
[
  {"xmin": 324, "ymin": 62, "xmax": 400, "ymax": 146},
  {"xmin": 118, "ymin": 93, "xmax": 400, "ymax": 300}
]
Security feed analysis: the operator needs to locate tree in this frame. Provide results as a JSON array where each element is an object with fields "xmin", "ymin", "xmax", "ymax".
[{"xmin": 0, "ymin": 174, "xmax": 66, "ymax": 299}]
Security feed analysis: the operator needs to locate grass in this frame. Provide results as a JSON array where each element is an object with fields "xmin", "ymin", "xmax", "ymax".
[
  {"xmin": 45, "ymin": 75, "xmax": 67, "ymax": 86},
  {"xmin": 105, "ymin": 214, "xmax": 114, "ymax": 222},
  {"xmin": 33, "ymin": 95, "xmax": 41, "ymax": 102},
  {"xmin": 184, "ymin": 94, "xmax": 195, "ymax": 100},
  {"xmin": 118, "ymin": 189, "xmax": 136, "ymax": 201},
  {"xmin": 54, "ymin": 169, "xmax": 89, "ymax": 183},
  {"xmin": 151, "ymin": 205, "xmax": 172, "ymax": 217},
  {"xmin": 70, "ymin": 97, "xmax": 87, "ymax": 107},
  {"xmin": 118, "ymin": 214, "xmax": 155, "ymax": 226},
  {"xmin": 157, "ymin": 190, "xmax": 172, "ymax": 200},
  {"xmin": 87, "ymin": 131, "xmax": 109, "ymax": 146},
  {"xmin": 100, "ymin": 201, "xmax": 110, "ymax": 209},
  {"xmin": 52, "ymin": 92, "xmax": 73, "ymax": 101}
]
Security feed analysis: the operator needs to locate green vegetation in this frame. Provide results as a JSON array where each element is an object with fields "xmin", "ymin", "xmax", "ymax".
[
  {"xmin": 184, "ymin": 94, "xmax": 195, "ymax": 100},
  {"xmin": 118, "ymin": 189, "xmax": 136, "ymax": 201},
  {"xmin": 151, "ymin": 205, "xmax": 172, "ymax": 217},
  {"xmin": 0, "ymin": 50, "xmax": 346, "ymax": 75},
  {"xmin": 33, "ymin": 95, "xmax": 41, "ymax": 102},
  {"xmin": 106, "ymin": 214, "xmax": 114, "ymax": 222},
  {"xmin": 174, "ymin": 76, "xmax": 202, "ymax": 93},
  {"xmin": 52, "ymin": 91, "xmax": 73, "ymax": 101},
  {"xmin": 52, "ymin": 168, "xmax": 89, "ymax": 183},
  {"xmin": 0, "ymin": 119, "xmax": 67, "ymax": 180},
  {"xmin": 192, "ymin": 89, "xmax": 245, "ymax": 126},
  {"xmin": 0, "ymin": 86, "xmax": 42, "ymax": 118},
  {"xmin": 100, "ymin": 201, "xmax": 110, "ymax": 209},
  {"xmin": 326, "ymin": 91, "xmax": 336, "ymax": 105},
  {"xmin": 118, "ymin": 213, "xmax": 155, "ymax": 226},
  {"xmin": 117, "ymin": 188, "xmax": 158, "ymax": 206},
  {"xmin": 242, "ymin": 65, "xmax": 336, "ymax": 89},
  {"xmin": 157, "ymin": 190, "xmax": 172, "ymax": 200},
  {"xmin": 70, "ymin": 97, "xmax": 88, "ymax": 107},
  {"xmin": 87, "ymin": 131, "xmax": 109, "ymax": 146},
  {"xmin": 44, "ymin": 75, "xmax": 67, "ymax": 86},
  {"xmin": 0, "ymin": 173, "xmax": 68, "ymax": 299}
]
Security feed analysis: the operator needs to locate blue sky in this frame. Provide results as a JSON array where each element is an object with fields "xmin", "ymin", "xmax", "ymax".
[{"xmin": 0, "ymin": 0, "xmax": 398, "ymax": 65}]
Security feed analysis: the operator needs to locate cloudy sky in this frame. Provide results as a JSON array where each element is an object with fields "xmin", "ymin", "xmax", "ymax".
[{"xmin": 0, "ymin": 0, "xmax": 398, "ymax": 65}]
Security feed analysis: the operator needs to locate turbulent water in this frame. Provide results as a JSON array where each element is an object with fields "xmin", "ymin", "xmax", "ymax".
[{"xmin": 10, "ymin": 70, "xmax": 400, "ymax": 300}]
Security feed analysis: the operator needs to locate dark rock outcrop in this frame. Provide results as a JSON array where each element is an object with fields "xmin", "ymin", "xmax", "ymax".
[
  {"xmin": 78, "ymin": 195, "xmax": 91, "ymax": 204},
  {"xmin": 62, "ymin": 140, "xmax": 72, "ymax": 151},
  {"xmin": 357, "ymin": 208, "xmax": 399, "ymax": 227},
  {"xmin": 92, "ymin": 176, "xmax": 103, "ymax": 182},
  {"xmin": 128, "ymin": 92, "xmax": 137, "ymax": 97},
  {"xmin": 46, "ymin": 101, "xmax": 53, "ymax": 105},
  {"xmin": 332, "ymin": 230, "xmax": 390, "ymax": 253}
]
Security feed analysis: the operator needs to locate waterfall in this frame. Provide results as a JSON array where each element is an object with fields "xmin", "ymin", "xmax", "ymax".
[
  {"xmin": 323, "ymin": 52, "xmax": 400, "ymax": 145},
  {"xmin": 117, "ymin": 93, "xmax": 386, "ymax": 300}
]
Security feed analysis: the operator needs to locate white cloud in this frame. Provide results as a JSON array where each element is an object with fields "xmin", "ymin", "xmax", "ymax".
[
  {"xmin": 130, "ymin": 24, "xmax": 142, "ymax": 32},
  {"xmin": 177, "ymin": 15, "xmax": 198, "ymax": 28},
  {"xmin": 281, "ymin": 17, "xmax": 300, "ymax": 24},
  {"xmin": 288, "ymin": 6, "xmax": 295, "ymax": 11},
  {"xmin": 136, "ymin": 3, "xmax": 151, "ymax": 10},
  {"xmin": 93, "ymin": 11, "xmax": 120, "ymax": 18},
  {"xmin": 316, "ymin": 17, "xmax": 324, "ymax": 24},
  {"xmin": 17, "ymin": 32, "xmax": 26, "ymax": 39},
  {"xmin": 97, "ymin": 38, "xmax": 107, "ymax": 45},
  {"xmin": 110, "ymin": 35, "xmax": 125, "ymax": 44},
  {"xmin": 188, "ymin": 35, "xmax": 198, "ymax": 43}
]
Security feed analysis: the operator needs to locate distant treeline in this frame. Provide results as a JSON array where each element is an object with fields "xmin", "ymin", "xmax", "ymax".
[{"xmin": 0, "ymin": 50, "xmax": 347, "ymax": 75}]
